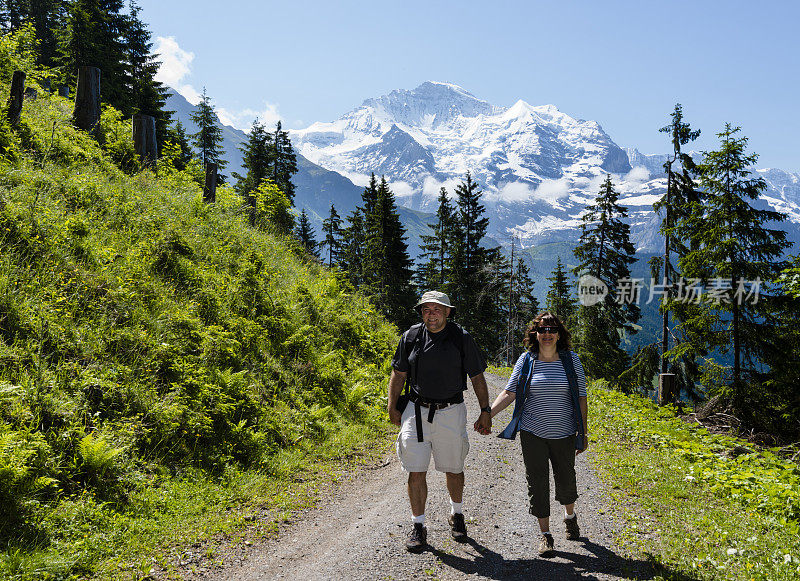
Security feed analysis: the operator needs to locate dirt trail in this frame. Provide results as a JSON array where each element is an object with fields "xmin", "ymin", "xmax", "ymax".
[{"xmin": 205, "ymin": 373, "xmax": 652, "ymax": 581}]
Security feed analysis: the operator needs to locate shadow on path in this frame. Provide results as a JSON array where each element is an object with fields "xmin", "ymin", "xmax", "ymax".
[{"xmin": 425, "ymin": 535, "xmax": 699, "ymax": 581}]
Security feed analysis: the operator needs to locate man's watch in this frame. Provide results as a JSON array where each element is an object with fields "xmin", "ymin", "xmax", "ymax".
[{"xmin": 480, "ymin": 405, "xmax": 492, "ymax": 415}]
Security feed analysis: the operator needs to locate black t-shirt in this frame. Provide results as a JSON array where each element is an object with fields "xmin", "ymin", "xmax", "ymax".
[{"xmin": 391, "ymin": 322, "xmax": 486, "ymax": 400}]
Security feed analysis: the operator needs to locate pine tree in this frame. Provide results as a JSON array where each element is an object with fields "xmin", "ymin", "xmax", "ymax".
[
  {"xmin": 295, "ymin": 209, "xmax": 318, "ymax": 258},
  {"xmin": 233, "ymin": 118, "xmax": 274, "ymax": 224},
  {"xmin": 362, "ymin": 176, "xmax": 415, "ymax": 327},
  {"xmin": 652, "ymin": 103, "xmax": 703, "ymax": 376},
  {"xmin": 189, "ymin": 88, "xmax": 227, "ymax": 180},
  {"xmin": 124, "ymin": 0, "xmax": 171, "ymax": 149},
  {"xmin": 546, "ymin": 257, "xmax": 577, "ymax": 326},
  {"xmin": 572, "ymin": 174, "xmax": 639, "ymax": 381},
  {"xmin": 59, "ymin": 0, "xmax": 131, "ymax": 115},
  {"xmin": 320, "ymin": 203, "xmax": 343, "ymax": 268},
  {"xmin": 24, "ymin": 0, "xmax": 68, "ymax": 67},
  {"xmin": 416, "ymin": 186, "xmax": 456, "ymax": 291},
  {"xmin": 163, "ymin": 119, "xmax": 193, "ymax": 171},
  {"xmin": 508, "ymin": 255, "xmax": 539, "ymax": 361},
  {"xmin": 272, "ymin": 121, "xmax": 297, "ymax": 204},
  {"xmin": 339, "ymin": 208, "xmax": 365, "ymax": 288},
  {"xmin": 681, "ymin": 124, "xmax": 789, "ymax": 416},
  {"xmin": 448, "ymin": 172, "xmax": 505, "ymax": 356}
]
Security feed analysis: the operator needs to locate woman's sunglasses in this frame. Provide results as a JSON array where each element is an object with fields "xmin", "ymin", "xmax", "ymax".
[{"xmin": 536, "ymin": 326, "xmax": 559, "ymax": 334}]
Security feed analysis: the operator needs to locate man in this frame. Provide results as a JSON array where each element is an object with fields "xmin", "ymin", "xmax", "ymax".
[{"xmin": 387, "ymin": 290, "xmax": 492, "ymax": 552}]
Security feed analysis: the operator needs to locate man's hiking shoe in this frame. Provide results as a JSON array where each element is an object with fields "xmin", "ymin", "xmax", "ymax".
[
  {"xmin": 538, "ymin": 533, "xmax": 555, "ymax": 557},
  {"xmin": 405, "ymin": 523, "xmax": 427, "ymax": 553},
  {"xmin": 564, "ymin": 514, "xmax": 580, "ymax": 540},
  {"xmin": 448, "ymin": 512, "xmax": 468, "ymax": 541}
]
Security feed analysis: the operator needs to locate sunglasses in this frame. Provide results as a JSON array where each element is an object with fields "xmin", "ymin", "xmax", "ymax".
[{"xmin": 536, "ymin": 326, "xmax": 559, "ymax": 334}]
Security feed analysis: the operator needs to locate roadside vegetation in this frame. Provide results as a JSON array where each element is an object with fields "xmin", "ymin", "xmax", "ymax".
[
  {"xmin": 0, "ymin": 48, "xmax": 396, "ymax": 579},
  {"xmin": 590, "ymin": 384, "xmax": 800, "ymax": 581}
]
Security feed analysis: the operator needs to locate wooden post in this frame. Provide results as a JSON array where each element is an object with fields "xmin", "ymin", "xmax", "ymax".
[
  {"xmin": 133, "ymin": 113, "xmax": 158, "ymax": 167},
  {"xmin": 203, "ymin": 162, "xmax": 217, "ymax": 203},
  {"xmin": 58, "ymin": 85, "xmax": 70, "ymax": 98},
  {"xmin": 24, "ymin": 87, "xmax": 37, "ymax": 100},
  {"xmin": 6, "ymin": 70, "xmax": 25, "ymax": 126},
  {"xmin": 658, "ymin": 373, "xmax": 676, "ymax": 405},
  {"xmin": 73, "ymin": 66, "xmax": 101, "ymax": 134}
]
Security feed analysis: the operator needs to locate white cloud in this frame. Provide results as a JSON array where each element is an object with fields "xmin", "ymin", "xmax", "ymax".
[
  {"xmin": 390, "ymin": 180, "xmax": 415, "ymax": 198},
  {"xmin": 624, "ymin": 166, "xmax": 651, "ymax": 183},
  {"xmin": 217, "ymin": 102, "xmax": 282, "ymax": 132},
  {"xmin": 421, "ymin": 176, "xmax": 461, "ymax": 199},
  {"xmin": 534, "ymin": 178, "xmax": 570, "ymax": 203},
  {"xmin": 488, "ymin": 181, "xmax": 536, "ymax": 203},
  {"xmin": 154, "ymin": 36, "xmax": 201, "ymax": 105}
]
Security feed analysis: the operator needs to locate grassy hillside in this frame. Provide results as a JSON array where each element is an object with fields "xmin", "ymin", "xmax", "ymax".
[
  {"xmin": 591, "ymin": 386, "xmax": 800, "ymax": 580},
  {"xmin": 0, "ymin": 55, "xmax": 398, "ymax": 577}
]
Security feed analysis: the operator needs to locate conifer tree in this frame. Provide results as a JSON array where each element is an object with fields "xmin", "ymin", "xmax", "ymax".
[
  {"xmin": 416, "ymin": 186, "xmax": 456, "ymax": 291},
  {"xmin": 652, "ymin": 104, "xmax": 703, "ymax": 375},
  {"xmin": 59, "ymin": 0, "xmax": 131, "ymax": 114},
  {"xmin": 320, "ymin": 203, "xmax": 343, "ymax": 268},
  {"xmin": 295, "ymin": 209, "xmax": 318, "ymax": 258},
  {"xmin": 124, "ymin": 0, "xmax": 171, "ymax": 148},
  {"xmin": 572, "ymin": 174, "xmax": 639, "ymax": 381},
  {"xmin": 163, "ymin": 119, "xmax": 193, "ymax": 171},
  {"xmin": 362, "ymin": 176, "xmax": 415, "ymax": 327},
  {"xmin": 339, "ymin": 208, "xmax": 365, "ymax": 288},
  {"xmin": 508, "ymin": 256, "xmax": 539, "ymax": 360},
  {"xmin": 448, "ymin": 172, "xmax": 505, "ymax": 355},
  {"xmin": 681, "ymin": 124, "xmax": 789, "ymax": 412},
  {"xmin": 545, "ymin": 257, "xmax": 577, "ymax": 326},
  {"xmin": 272, "ymin": 121, "xmax": 297, "ymax": 204},
  {"xmin": 233, "ymin": 118, "xmax": 273, "ymax": 223},
  {"xmin": 189, "ymin": 88, "xmax": 226, "ymax": 180}
]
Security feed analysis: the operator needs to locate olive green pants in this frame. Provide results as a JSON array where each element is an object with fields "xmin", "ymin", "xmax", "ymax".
[{"xmin": 520, "ymin": 431, "xmax": 578, "ymax": 518}]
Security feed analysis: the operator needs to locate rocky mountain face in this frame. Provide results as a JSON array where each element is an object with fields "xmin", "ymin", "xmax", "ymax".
[
  {"xmin": 290, "ymin": 82, "xmax": 800, "ymax": 252},
  {"xmin": 166, "ymin": 85, "xmax": 800, "ymax": 257}
]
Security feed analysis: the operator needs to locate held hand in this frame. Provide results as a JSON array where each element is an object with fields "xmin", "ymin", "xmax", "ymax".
[
  {"xmin": 575, "ymin": 435, "xmax": 590, "ymax": 455},
  {"xmin": 473, "ymin": 413, "xmax": 492, "ymax": 435},
  {"xmin": 388, "ymin": 406, "xmax": 402, "ymax": 427}
]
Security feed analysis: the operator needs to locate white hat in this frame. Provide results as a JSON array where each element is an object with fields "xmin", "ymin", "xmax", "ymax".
[{"xmin": 415, "ymin": 290, "xmax": 455, "ymax": 312}]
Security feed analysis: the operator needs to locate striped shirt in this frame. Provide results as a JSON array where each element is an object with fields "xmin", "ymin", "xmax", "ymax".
[{"xmin": 505, "ymin": 351, "xmax": 587, "ymax": 439}]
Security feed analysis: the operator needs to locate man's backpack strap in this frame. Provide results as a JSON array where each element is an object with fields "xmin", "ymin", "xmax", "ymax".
[
  {"xmin": 559, "ymin": 350, "xmax": 585, "ymax": 450},
  {"xmin": 497, "ymin": 352, "xmax": 536, "ymax": 440},
  {"xmin": 400, "ymin": 323, "xmax": 425, "ymax": 442},
  {"xmin": 446, "ymin": 321, "xmax": 467, "ymax": 390}
]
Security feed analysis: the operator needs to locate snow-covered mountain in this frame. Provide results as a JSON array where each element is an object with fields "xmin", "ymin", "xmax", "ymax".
[{"xmin": 291, "ymin": 81, "xmax": 800, "ymax": 252}]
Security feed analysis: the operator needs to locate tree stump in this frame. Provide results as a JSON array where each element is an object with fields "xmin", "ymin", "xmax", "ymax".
[
  {"xmin": 133, "ymin": 113, "xmax": 158, "ymax": 167},
  {"xmin": 73, "ymin": 66, "xmax": 101, "ymax": 135},
  {"xmin": 204, "ymin": 162, "xmax": 217, "ymax": 203},
  {"xmin": 658, "ymin": 373, "xmax": 676, "ymax": 405},
  {"xmin": 6, "ymin": 70, "xmax": 25, "ymax": 126},
  {"xmin": 58, "ymin": 85, "xmax": 70, "ymax": 98}
]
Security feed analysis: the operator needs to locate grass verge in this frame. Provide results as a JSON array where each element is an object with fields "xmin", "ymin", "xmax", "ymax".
[
  {"xmin": 589, "ymin": 384, "xmax": 800, "ymax": 581},
  {"xmin": 3, "ymin": 420, "xmax": 394, "ymax": 580}
]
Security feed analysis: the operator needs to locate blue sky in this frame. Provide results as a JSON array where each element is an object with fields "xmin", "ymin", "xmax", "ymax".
[{"xmin": 138, "ymin": 0, "xmax": 799, "ymax": 172}]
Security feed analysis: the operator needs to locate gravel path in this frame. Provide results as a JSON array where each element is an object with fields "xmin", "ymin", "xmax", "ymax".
[{"xmin": 206, "ymin": 373, "xmax": 653, "ymax": 581}]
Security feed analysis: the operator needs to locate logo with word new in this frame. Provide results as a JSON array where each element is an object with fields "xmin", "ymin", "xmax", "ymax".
[{"xmin": 577, "ymin": 275, "xmax": 608, "ymax": 306}]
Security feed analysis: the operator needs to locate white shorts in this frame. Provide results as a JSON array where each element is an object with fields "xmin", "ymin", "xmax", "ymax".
[{"xmin": 396, "ymin": 401, "xmax": 470, "ymax": 473}]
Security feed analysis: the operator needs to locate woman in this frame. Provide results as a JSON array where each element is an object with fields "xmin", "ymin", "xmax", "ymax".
[{"xmin": 487, "ymin": 312, "xmax": 588, "ymax": 557}]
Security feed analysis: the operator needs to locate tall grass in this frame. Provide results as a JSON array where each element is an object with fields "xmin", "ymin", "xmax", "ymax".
[{"xmin": 0, "ymin": 76, "xmax": 397, "ymax": 578}]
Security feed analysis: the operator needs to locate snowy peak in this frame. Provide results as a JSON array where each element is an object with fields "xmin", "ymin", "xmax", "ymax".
[{"xmin": 361, "ymin": 81, "xmax": 499, "ymax": 129}]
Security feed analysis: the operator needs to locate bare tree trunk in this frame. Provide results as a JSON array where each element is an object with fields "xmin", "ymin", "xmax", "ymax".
[
  {"xmin": 6, "ymin": 70, "xmax": 25, "ymax": 126},
  {"xmin": 204, "ymin": 162, "xmax": 217, "ymax": 203},
  {"xmin": 133, "ymin": 113, "xmax": 158, "ymax": 167},
  {"xmin": 73, "ymin": 66, "xmax": 101, "ymax": 136}
]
